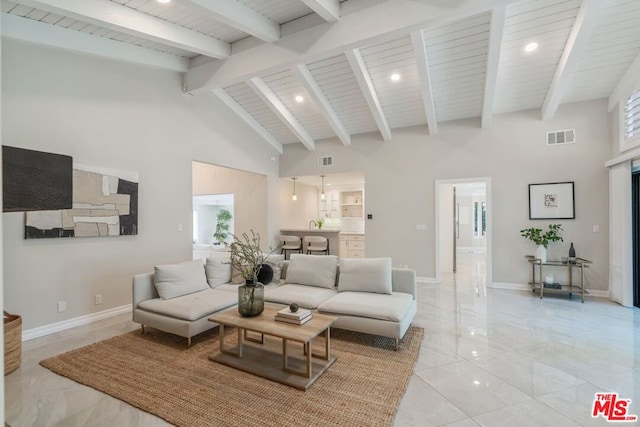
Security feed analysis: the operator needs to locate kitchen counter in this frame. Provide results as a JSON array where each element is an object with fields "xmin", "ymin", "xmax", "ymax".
[{"xmin": 280, "ymin": 229, "xmax": 341, "ymax": 255}]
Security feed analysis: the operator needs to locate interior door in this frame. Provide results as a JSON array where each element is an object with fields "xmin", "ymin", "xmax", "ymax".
[{"xmin": 633, "ymin": 171, "xmax": 640, "ymax": 307}]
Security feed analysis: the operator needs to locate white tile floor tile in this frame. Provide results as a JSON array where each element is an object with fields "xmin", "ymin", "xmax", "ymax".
[{"xmin": 5, "ymin": 252, "xmax": 640, "ymax": 426}]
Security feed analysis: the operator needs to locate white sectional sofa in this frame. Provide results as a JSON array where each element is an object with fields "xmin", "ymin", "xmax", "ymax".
[{"xmin": 132, "ymin": 254, "xmax": 417, "ymax": 348}]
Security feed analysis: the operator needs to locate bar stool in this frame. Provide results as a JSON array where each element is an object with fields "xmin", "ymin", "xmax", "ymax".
[
  {"xmin": 305, "ymin": 236, "xmax": 329, "ymax": 255},
  {"xmin": 278, "ymin": 235, "xmax": 302, "ymax": 260}
]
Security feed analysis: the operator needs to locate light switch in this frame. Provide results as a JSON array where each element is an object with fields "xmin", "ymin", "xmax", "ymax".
[
  {"xmin": 593, "ymin": 225, "xmax": 599, "ymax": 233},
  {"xmin": 416, "ymin": 224, "xmax": 428, "ymax": 231},
  {"xmin": 178, "ymin": 223, "xmax": 183, "ymax": 232}
]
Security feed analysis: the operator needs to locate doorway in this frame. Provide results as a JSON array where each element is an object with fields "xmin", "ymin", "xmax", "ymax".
[
  {"xmin": 633, "ymin": 170, "xmax": 640, "ymax": 307},
  {"xmin": 435, "ymin": 178, "xmax": 492, "ymax": 285}
]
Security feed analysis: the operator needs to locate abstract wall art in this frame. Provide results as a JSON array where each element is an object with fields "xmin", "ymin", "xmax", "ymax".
[{"xmin": 25, "ymin": 165, "xmax": 138, "ymax": 239}]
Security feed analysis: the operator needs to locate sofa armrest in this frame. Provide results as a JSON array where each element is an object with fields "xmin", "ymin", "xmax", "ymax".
[
  {"xmin": 132, "ymin": 273, "xmax": 158, "ymax": 307},
  {"xmin": 392, "ymin": 268, "xmax": 417, "ymax": 300}
]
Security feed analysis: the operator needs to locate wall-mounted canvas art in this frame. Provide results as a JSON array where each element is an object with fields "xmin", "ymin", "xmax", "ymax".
[{"xmin": 25, "ymin": 165, "xmax": 138, "ymax": 239}]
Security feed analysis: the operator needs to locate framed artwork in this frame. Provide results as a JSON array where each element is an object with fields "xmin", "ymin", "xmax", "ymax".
[
  {"xmin": 25, "ymin": 164, "xmax": 138, "ymax": 239},
  {"xmin": 528, "ymin": 182, "xmax": 575, "ymax": 220}
]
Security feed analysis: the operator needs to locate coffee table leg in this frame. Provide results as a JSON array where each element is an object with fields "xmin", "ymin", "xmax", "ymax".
[
  {"xmin": 283, "ymin": 338, "xmax": 288, "ymax": 370},
  {"xmin": 219, "ymin": 324, "xmax": 243, "ymax": 358},
  {"xmin": 311, "ymin": 328, "xmax": 331, "ymax": 360},
  {"xmin": 306, "ymin": 341, "xmax": 312, "ymax": 378}
]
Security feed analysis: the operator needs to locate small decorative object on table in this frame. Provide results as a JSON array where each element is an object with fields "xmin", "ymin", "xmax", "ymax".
[
  {"xmin": 568, "ymin": 242, "xmax": 576, "ymax": 264},
  {"xmin": 316, "ymin": 218, "xmax": 325, "ymax": 229},
  {"xmin": 520, "ymin": 224, "xmax": 563, "ymax": 263},
  {"xmin": 275, "ymin": 305, "xmax": 312, "ymax": 325},
  {"xmin": 229, "ymin": 230, "xmax": 275, "ymax": 317}
]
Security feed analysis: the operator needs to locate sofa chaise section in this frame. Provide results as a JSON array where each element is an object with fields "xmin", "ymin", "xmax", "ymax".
[{"xmin": 133, "ymin": 272, "xmax": 237, "ymax": 346}]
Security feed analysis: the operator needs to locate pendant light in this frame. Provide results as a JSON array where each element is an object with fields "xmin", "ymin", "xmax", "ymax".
[
  {"xmin": 320, "ymin": 175, "xmax": 326, "ymax": 200},
  {"xmin": 292, "ymin": 177, "xmax": 297, "ymax": 201}
]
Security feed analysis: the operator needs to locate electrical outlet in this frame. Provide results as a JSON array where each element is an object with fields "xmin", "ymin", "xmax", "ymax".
[
  {"xmin": 95, "ymin": 294, "xmax": 102, "ymax": 305},
  {"xmin": 57, "ymin": 301, "xmax": 66, "ymax": 313}
]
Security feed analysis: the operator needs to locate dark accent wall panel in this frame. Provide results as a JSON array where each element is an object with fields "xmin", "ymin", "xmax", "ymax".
[{"xmin": 2, "ymin": 145, "xmax": 73, "ymax": 212}]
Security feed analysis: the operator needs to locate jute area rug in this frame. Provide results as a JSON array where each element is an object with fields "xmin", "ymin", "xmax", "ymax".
[{"xmin": 40, "ymin": 325, "xmax": 424, "ymax": 427}]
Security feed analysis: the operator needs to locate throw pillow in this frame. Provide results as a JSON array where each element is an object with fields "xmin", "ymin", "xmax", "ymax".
[
  {"xmin": 205, "ymin": 257, "xmax": 232, "ymax": 287},
  {"xmin": 154, "ymin": 259, "xmax": 209, "ymax": 299},
  {"xmin": 265, "ymin": 260, "xmax": 283, "ymax": 284},
  {"xmin": 285, "ymin": 254, "xmax": 338, "ymax": 289},
  {"xmin": 338, "ymin": 257, "xmax": 392, "ymax": 294}
]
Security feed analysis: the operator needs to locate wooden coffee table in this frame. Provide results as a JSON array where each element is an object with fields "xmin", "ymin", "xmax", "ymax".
[{"xmin": 208, "ymin": 303, "xmax": 337, "ymax": 390}]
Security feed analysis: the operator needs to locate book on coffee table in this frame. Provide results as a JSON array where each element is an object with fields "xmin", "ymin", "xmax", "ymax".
[
  {"xmin": 275, "ymin": 313, "xmax": 312, "ymax": 325},
  {"xmin": 276, "ymin": 307, "xmax": 311, "ymax": 320}
]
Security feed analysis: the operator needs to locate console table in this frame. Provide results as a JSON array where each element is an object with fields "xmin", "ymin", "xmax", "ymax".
[{"xmin": 526, "ymin": 256, "xmax": 592, "ymax": 302}]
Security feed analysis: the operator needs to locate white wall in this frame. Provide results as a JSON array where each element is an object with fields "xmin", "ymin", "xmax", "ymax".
[
  {"xmin": 2, "ymin": 40, "xmax": 280, "ymax": 330},
  {"xmin": 280, "ymin": 100, "xmax": 611, "ymax": 289},
  {"xmin": 276, "ymin": 179, "xmax": 318, "ymax": 230}
]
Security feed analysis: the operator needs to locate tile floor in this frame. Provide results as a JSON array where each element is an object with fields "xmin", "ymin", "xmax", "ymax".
[{"xmin": 5, "ymin": 252, "xmax": 640, "ymax": 426}]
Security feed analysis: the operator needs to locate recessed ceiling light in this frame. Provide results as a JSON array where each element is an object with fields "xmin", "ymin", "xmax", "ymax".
[
  {"xmin": 524, "ymin": 42, "xmax": 538, "ymax": 53},
  {"xmin": 158, "ymin": 0, "xmax": 171, "ymax": 3},
  {"xmin": 295, "ymin": 95, "xmax": 304, "ymax": 103},
  {"xmin": 390, "ymin": 73, "xmax": 401, "ymax": 82}
]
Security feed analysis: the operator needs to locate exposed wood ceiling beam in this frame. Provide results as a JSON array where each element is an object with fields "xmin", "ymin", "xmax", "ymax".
[
  {"xmin": 411, "ymin": 30, "xmax": 438, "ymax": 136},
  {"xmin": 247, "ymin": 78, "xmax": 316, "ymax": 150},
  {"xmin": 481, "ymin": 6, "xmax": 506, "ymax": 129},
  {"xmin": 212, "ymin": 89, "xmax": 284, "ymax": 154},
  {"xmin": 345, "ymin": 49, "xmax": 392, "ymax": 142},
  {"xmin": 185, "ymin": 0, "xmax": 521, "ymax": 93},
  {"xmin": 1, "ymin": 13, "xmax": 189, "ymax": 72},
  {"xmin": 609, "ymin": 51, "xmax": 640, "ymax": 112},
  {"xmin": 292, "ymin": 64, "xmax": 351, "ymax": 146},
  {"xmin": 177, "ymin": 0, "xmax": 280, "ymax": 43},
  {"xmin": 541, "ymin": 0, "xmax": 603, "ymax": 121},
  {"xmin": 16, "ymin": 0, "xmax": 230, "ymax": 59},
  {"xmin": 301, "ymin": 0, "xmax": 340, "ymax": 22}
]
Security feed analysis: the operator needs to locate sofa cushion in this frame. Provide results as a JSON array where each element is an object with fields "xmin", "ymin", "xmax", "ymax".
[
  {"xmin": 154, "ymin": 259, "xmax": 209, "ymax": 300},
  {"xmin": 285, "ymin": 254, "xmax": 338, "ymax": 289},
  {"xmin": 338, "ymin": 257, "xmax": 392, "ymax": 294},
  {"xmin": 265, "ymin": 284, "xmax": 337, "ymax": 309},
  {"xmin": 137, "ymin": 288, "xmax": 237, "ymax": 321},
  {"xmin": 205, "ymin": 257, "xmax": 232, "ymax": 287},
  {"xmin": 318, "ymin": 291, "xmax": 413, "ymax": 322}
]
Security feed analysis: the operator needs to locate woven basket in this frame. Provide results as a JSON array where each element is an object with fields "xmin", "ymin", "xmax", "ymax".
[{"xmin": 4, "ymin": 311, "xmax": 22, "ymax": 375}]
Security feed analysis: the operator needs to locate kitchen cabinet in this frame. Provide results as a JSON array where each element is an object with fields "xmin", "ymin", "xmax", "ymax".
[
  {"xmin": 319, "ymin": 190, "xmax": 340, "ymax": 218},
  {"xmin": 339, "ymin": 234, "xmax": 365, "ymax": 258}
]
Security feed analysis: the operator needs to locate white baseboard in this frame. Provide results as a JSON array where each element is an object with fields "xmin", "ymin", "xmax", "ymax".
[
  {"xmin": 489, "ymin": 282, "xmax": 609, "ymax": 299},
  {"xmin": 489, "ymin": 282, "xmax": 529, "ymax": 291},
  {"xmin": 417, "ymin": 277, "xmax": 440, "ymax": 284},
  {"xmin": 22, "ymin": 304, "xmax": 132, "ymax": 342}
]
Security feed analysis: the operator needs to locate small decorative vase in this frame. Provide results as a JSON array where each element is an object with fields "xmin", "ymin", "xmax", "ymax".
[
  {"xmin": 238, "ymin": 280, "xmax": 264, "ymax": 317},
  {"xmin": 536, "ymin": 245, "xmax": 547, "ymax": 263}
]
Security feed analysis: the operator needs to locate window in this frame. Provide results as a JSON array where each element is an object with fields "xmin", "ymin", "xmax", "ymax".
[
  {"xmin": 473, "ymin": 201, "xmax": 486, "ymax": 237},
  {"xmin": 623, "ymin": 88, "xmax": 640, "ymax": 151}
]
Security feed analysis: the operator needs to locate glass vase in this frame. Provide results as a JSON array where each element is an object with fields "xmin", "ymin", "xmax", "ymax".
[{"xmin": 238, "ymin": 281, "xmax": 264, "ymax": 317}]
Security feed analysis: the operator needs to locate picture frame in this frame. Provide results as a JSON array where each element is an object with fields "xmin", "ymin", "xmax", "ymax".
[{"xmin": 528, "ymin": 182, "xmax": 575, "ymax": 220}]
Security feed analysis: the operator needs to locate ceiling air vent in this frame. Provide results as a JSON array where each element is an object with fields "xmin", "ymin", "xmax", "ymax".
[
  {"xmin": 318, "ymin": 156, "xmax": 333, "ymax": 167},
  {"xmin": 546, "ymin": 129, "xmax": 576, "ymax": 146}
]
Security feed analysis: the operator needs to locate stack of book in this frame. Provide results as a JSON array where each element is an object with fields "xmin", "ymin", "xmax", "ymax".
[{"xmin": 275, "ymin": 307, "xmax": 312, "ymax": 325}]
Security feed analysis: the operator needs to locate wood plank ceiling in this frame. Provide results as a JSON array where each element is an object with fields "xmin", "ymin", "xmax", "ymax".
[{"xmin": 2, "ymin": 0, "xmax": 640, "ymax": 153}]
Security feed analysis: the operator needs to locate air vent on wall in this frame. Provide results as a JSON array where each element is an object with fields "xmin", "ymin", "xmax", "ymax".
[
  {"xmin": 546, "ymin": 129, "xmax": 575, "ymax": 146},
  {"xmin": 318, "ymin": 156, "xmax": 333, "ymax": 167}
]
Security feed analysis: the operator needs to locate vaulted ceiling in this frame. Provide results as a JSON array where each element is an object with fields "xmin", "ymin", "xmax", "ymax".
[{"xmin": 3, "ymin": 0, "xmax": 640, "ymax": 154}]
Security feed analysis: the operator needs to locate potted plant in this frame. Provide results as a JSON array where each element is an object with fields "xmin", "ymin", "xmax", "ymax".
[
  {"xmin": 213, "ymin": 209, "xmax": 232, "ymax": 245},
  {"xmin": 520, "ymin": 224, "xmax": 563, "ymax": 262},
  {"xmin": 316, "ymin": 217, "xmax": 325, "ymax": 229},
  {"xmin": 228, "ymin": 230, "xmax": 273, "ymax": 317}
]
